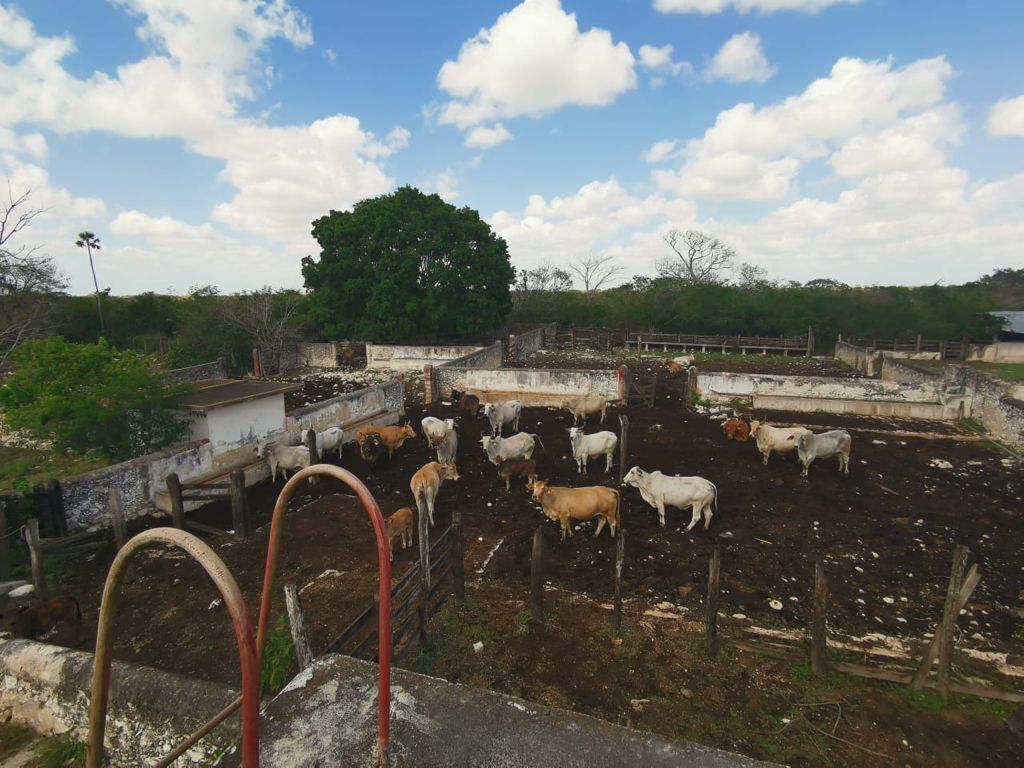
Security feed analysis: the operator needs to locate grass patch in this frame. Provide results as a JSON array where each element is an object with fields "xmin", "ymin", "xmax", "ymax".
[
  {"xmin": 788, "ymin": 660, "xmax": 850, "ymax": 695},
  {"xmin": 260, "ymin": 614, "xmax": 297, "ymax": 697},
  {"xmin": 32, "ymin": 733, "xmax": 86, "ymax": 768},
  {"xmin": 964, "ymin": 362, "xmax": 1024, "ymax": 381},
  {"xmin": 405, "ymin": 598, "xmax": 491, "ymax": 676},
  {"xmin": 0, "ymin": 446, "xmax": 108, "ymax": 492},
  {"xmin": 0, "ymin": 722, "xmax": 37, "ymax": 761},
  {"xmin": 893, "ymin": 686, "xmax": 1017, "ymax": 719},
  {"xmin": 513, "ymin": 609, "xmax": 532, "ymax": 636}
]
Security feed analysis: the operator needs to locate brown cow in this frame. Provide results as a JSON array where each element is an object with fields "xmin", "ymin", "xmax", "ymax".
[
  {"xmin": 665, "ymin": 361, "xmax": 686, "ymax": 375},
  {"xmin": 1, "ymin": 596, "xmax": 83, "ymax": 645},
  {"xmin": 410, "ymin": 461, "xmax": 459, "ymax": 526},
  {"xmin": 356, "ymin": 424, "xmax": 416, "ymax": 460},
  {"xmin": 722, "ymin": 418, "xmax": 751, "ymax": 442},
  {"xmin": 497, "ymin": 457, "xmax": 537, "ymax": 492},
  {"xmin": 529, "ymin": 480, "xmax": 620, "ymax": 541},
  {"xmin": 386, "ymin": 507, "xmax": 415, "ymax": 561},
  {"xmin": 451, "ymin": 388, "xmax": 481, "ymax": 419}
]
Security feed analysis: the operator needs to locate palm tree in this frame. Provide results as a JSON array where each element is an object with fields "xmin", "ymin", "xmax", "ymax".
[{"xmin": 75, "ymin": 231, "xmax": 105, "ymax": 335}]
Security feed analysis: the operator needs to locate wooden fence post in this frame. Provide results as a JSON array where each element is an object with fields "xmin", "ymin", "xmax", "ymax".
[
  {"xmin": 284, "ymin": 584, "xmax": 314, "ymax": 671},
  {"xmin": 49, "ymin": 480, "xmax": 68, "ymax": 539},
  {"xmin": 230, "ymin": 469, "xmax": 250, "ymax": 539},
  {"xmin": 811, "ymin": 560, "xmax": 829, "ymax": 675},
  {"xmin": 530, "ymin": 526, "xmax": 544, "ymax": 623},
  {"xmin": 571, "ymin": 327, "xmax": 577, "ymax": 350},
  {"xmin": 911, "ymin": 558, "xmax": 980, "ymax": 692},
  {"xmin": 937, "ymin": 545, "xmax": 969, "ymax": 699},
  {"xmin": 107, "ymin": 487, "xmax": 127, "ymax": 552},
  {"xmin": 0, "ymin": 502, "xmax": 10, "ymax": 581},
  {"xmin": 25, "ymin": 518, "xmax": 47, "ymax": 602},
  {"xmin": 806, "ymin": 325, "xmax": 814, "ymax": 356},
  {"xmin": 166, "ymin": 473, "xmax": 184, "ymax": 529},
  {"xmin": 304, "ymin": 429, "xmax": 320, "ymax": 486},
  {"xmin": 417, "ymin": 502, "xmax": 431, "ymax": 648},
  {"xmin": 705, "ymin": 547, "xmax": 721, "ymax": 656},
  {"xmin": 613, "ymin": 529, "xmax": 625, "ymax": 635},
  {"xmin": 686, "ymin": 366, "xmax": 699, "ymax": 406},
  {"xmin": 618, "ymin": 414, "xmax": 629, "ymax": 484},
  {"xmin": 452, "ymin": 508, "xmax": 465, "ymax": 602}
]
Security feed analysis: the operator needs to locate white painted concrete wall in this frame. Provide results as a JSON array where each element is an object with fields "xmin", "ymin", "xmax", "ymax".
[
  {"xmin": 204, "ymin": 394, "xmax": 286, "ymax": 446},
  {"xmin": 366, "ymin": 344, "xmax": 484, "ymax": 370},
  {"xmin": 461, "ymin": 368, "xmax": 622, "ymax": 406},
  {"xmin": 967, "ymin": 341, "xmax": 1024, "ymax": 363}
]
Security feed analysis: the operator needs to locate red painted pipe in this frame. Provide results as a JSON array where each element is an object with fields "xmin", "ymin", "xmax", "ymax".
[
  {"xmin": 256, "ymin": 464, "xmax": 393, "ymax": 763},
  {"xmin": 86, "ymin": 528, "xmax": 259, "ymax": 768}
]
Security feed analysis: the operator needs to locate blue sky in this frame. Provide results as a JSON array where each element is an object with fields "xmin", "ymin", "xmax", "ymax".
[{"xmin": 2, "ymin": 0, "xmax": 1023, "ymax": 294}]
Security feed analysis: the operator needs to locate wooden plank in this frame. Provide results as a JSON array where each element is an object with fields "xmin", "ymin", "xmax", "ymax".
[
  {"xmin": 25, "ymin": 518, "xmax": 47, "ymax": 602},
  {"xmin": 284, "ymin": 584, "xmax": 313, "ymax": 671},
  {"xmin": 811, "ymin": 560, "xmax": 828, "ymax": 675},
  {"xmin": 180, "ymin": 491, "xmax": 232, "ymax": 501},
  {"xmin": 184, "ymin": 520, "xmax": 228, "ymax": 537},
  {"xmin": 613, "ymin": 528, "xmax": 625, "ymax": 635},
  {"xmin": 705, "ymin": 547, "xmax": 720, "ymax": 656},
  {"xmin": 108, "ymin": 486, "xmax": 127, "ymax": 552},
  {"xmin": 531, "ymin": 526, "xmax": 544, "ymax": 623},
  {"xmin": 327, "ymin": 603, "xmax": 377, "ymax": 653},
  {"xmin": 166, "ymin": 473, "xmax": 184, "ymax": 529},
  {"xmin": 418, "ymin": 497, "xmax": 431, "ymax": 649},
  {"xmin": 304, "ymin": 429, "xmax": 320, "ymax": 486},
  {"xmin": 618, "ymin": 415, "xmax": 629, "ymax": 484},
  {"xmin": 911, "ymin": 557, "xmax": 978, "ymax": 691},
  {"xmin": 937, "ymin": 545, "xmax": 969, "ymax": 699}
]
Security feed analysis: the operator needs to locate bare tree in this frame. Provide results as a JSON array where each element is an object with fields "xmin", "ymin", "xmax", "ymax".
[
  {"xmin": 516, "ymin": 265, "xmax": 573, "ymax": 293},
  {"xmin": 568, "ymin": 254, "xmax": 624, "ymax": 292},
  {"xmin": 733, "ymin": 261, "xmax": 774, "ymax": 288},
  {"xmin": 0, "ymin": 187, "xmax": 67, "ymax": 367},
  {"xmin": 657, "ymin": 229, "xmax": 736, "ymax": 285},
  {"xmin": 222, "ymin": 287, "xmax": 303, "ymax": 350}
]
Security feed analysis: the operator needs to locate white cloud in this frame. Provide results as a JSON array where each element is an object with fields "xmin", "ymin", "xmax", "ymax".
[
  {"xmin": 644, "ymin": 139, "xmax": 680, "ymax": 163},
  {"xmin": 654, "ymin": 56, "xmax": 956, "ymax": 200},
  {"xmin": 324, "ymin": 48, "xmax": 337, "ymax": 63},
  {"xmin": 435, "ymin": 0, "xmax": 636, "ymax": 142},
  {"xmin": 654, "ymin": 0, "xmax": 860, "ymax": 14},
  {"xmin": 424, "ymin": 169, "xmax": 460, "ymax": 201},
  {"xmin": 706, "ymin": 32, "xmax": 776, "ymax": 84},
  {"xmin": 988, "ymin": 95, "xmax": 1024, "ymax": 138},
  {"xmin": 465, "ymin": 124, "xmax": 513, "ymax": 149},
  {"xmin": 0, "ymin": 2, "xmax": 410, "ymax": 288},
  {"xmin": 489, "ymin": 178, "xmax": 696, "ymax": 277},
  {"xmin": 638, "ymin": 44, "xmax": 692, "ymax": 79}
]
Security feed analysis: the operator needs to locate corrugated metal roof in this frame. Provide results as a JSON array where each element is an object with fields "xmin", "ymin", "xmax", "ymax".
[{"xmin": 991, "ymin": 311, "xmax": 1024, "ymax": 334}]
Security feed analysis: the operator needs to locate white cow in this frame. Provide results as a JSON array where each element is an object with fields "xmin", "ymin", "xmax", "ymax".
[
  {"xmin": 421, "ymin": 417, "xmax": 455, "ymax": 448},
  {"xmin": 483, "ymin": 400, "xmax": 523, "ymax": 437},
  {"xmin": 749, "ymin": 421, "xmax": 812, "ymax": 466},
  {"xmin": 568, "ymin": 427, "xmax": 618, "ymax": 474},
  {"xmin": 257, "ymin": 440, "xmax": 311, "ymax": 481},
  {"xmin": 481, "ymin": 432, "xmax": 542, "ymax": 465},
  {"xmin": 796, "ymin": 430, "xmax": 852, "ymax": 477},
  {"xmin": 435, "ymin": 427, "xmax": 459, "ymax": 465},
  {"xmin": 622, "ymin": 466, "xmax": 717, "ymax": 530},
  {"xmin": 301, "ymin": 427, "xmax": 343, "ymax": 457}
]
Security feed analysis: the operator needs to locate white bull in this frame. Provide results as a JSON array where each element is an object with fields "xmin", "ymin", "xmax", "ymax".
[
  {"xmin": 301, "ymin": 427, "xmax": 344, "ymax": 457},
  {"xmin": 421, "ymin": 416, "xmax": 455, "ymax": 448},
  {"xmin": 796, "ymin": 430, "xmax": 852, "ymax": 477},
  {"xmin": 481, "ymin": 432, "xmax": 542, "ymax": 465},
  {"xmin": 622, "ymin": 466, "xmax": 717, "ymax": 530},
  {"xmin": 568, "ymin": 427, "xmax": 617, "ymax": 474},
  {"xmin": 749, "ymin": 421, "xmax": 812, "ymax": 465},
  {"xmin": 435, "ymin": 427, "xmax": 458, "ymax": 464},
  {"xmin": 483, "ymin": 400, "xmax": 523, "ymax": 437},
  {"xmin": 257, "ymin": 440, "xmax": 311, "ymax": 481}
]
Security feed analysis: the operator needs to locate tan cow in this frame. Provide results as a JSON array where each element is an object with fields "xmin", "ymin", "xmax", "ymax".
[
  {"xmin": 564, "ymin": 394, "xmax": 609, "ymax": 426},
  {"xmin": 529, "ymin": 480, "xmax": 620, "ymax": 541},
  {"xmin": 410, "ymin": 461, "xmax": 459, "ymax": 526},
  {"xmin": 357, "ymin": 424, "xmax": 416, "ymax": 460},
  {"xmin": 749, "ymin": 421, "xmax": 812, "ymax": 465},
  {"xmin": 386, "ymin": 507, "xmax": 415, "ymax": 561}
]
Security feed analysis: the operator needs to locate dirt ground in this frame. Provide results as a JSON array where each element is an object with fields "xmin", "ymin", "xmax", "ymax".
[{"xmin": 13, "ymin": 353, "xmax": 1024, "ymax": 766}]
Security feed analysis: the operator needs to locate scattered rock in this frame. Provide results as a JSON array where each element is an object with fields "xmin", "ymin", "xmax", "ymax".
[
  {"xmin": 8, "ymin": 584, "xmax": 34, "ymax": 598},
  {"xmin": 769, "ymin": 599, "xmax": 783, "ymax": 611},
  {"xmin": 930, "ymin": 459, "xmax": 954, "ymax": 470},
  {"xmin": 473, "ymin": 641, "xmax": 484, "ymax": 653}
]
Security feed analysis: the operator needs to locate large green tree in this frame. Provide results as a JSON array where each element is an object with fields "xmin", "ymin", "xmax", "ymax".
[{"xmin": 302, "ymin": 187, "xmax": 515, "ymax": 341}]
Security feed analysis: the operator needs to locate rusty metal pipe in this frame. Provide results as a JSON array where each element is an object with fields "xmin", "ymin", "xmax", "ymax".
[
  {"xmin": 86, "ymin": 528, "xmax": 260, "ymax": 768},
  {"xmin": 255, "ymin": 464, "xmax": 393, "ymax": 762}
]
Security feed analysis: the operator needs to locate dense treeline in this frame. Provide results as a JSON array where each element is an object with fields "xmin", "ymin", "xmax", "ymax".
[{"xmin": 509, "ymin": 269, "xmax": 1024, "ymax": 345}]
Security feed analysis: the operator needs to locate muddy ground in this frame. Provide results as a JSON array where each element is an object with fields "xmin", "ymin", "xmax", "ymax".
[{"xmin": 12, "ymin": 357, "xmax": 1024, "ymax": 766}]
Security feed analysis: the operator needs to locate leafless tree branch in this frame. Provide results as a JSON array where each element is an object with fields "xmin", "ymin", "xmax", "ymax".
[
  {"xmin": 657, "ymin": 229, "xmax": 736, "ymax": 285},
  {"xmin": 568, "ymin": 253, "xmax": 624, "ymax": 292}
]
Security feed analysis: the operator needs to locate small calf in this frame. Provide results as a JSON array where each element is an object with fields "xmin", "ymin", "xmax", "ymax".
[
  {"xmin": 722, "ymin": 418, "xmax": 751, "ymax": 442},
  {"xmin": 386, "ymin": 507, "xmax": 415, "ymax": 561},
  {"xmin": 497, "ymin": 457, "xmax": 537, "ymax": 492},
  {"xmin": 451, "ymin": 388, "xmax": 481, "ymax": 419}
]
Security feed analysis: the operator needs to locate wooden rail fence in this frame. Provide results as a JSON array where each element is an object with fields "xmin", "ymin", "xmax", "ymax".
[{"xmin": 165, "ymin": 469, "xmax": 252, "ymax": 539}]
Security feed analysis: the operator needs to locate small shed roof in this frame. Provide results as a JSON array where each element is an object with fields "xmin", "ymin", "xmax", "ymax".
[
  {"xmin": 991, "ymin": 311, "xmax": 1024, "ymax": 335},
  {"xmin": 178, "ymin": 379, "xmax": 301, "ymax": 411}
]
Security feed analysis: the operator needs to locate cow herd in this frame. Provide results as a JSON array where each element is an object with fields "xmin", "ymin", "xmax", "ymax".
[{"xmin": 264, "ymin": 392, "xmax": 854, "ymax": 560}]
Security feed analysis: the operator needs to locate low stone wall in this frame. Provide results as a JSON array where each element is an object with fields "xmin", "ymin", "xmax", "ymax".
[
  {"xmin": 879, "ymin": 356, "xmax": 944, "ymax": 387},
  {"xmin": 457, "ymin": 367, "xmax": 625, "ymax": 406},
  {"xmin": 698, "ymin": 371, "xmax": 962, "ymax": 419},
  {"xmin": 285, "ymin": 381, "xmax": 405, "ymax": 439},
  {"xmin": 834, "ymin": 340, "xmax": 881, "ymax": 376},
  {"xmin": 961, "ymin": 368, "xmax": 1024, "ymax": 446},
  {"xmin": 967, "ymin": 341, "xmax": 1024, "ymax": 363},
  {"xmin": 166, "ymin": 359, "xmax": 226, "ymax": 383},
  {"xmin": 431, "ymin": 342, "xmax": 505, "ymax": 399},
  {"xmin": 296, "ymin": 342, "xmax": 339, "ymax": 368},
  {"xmin": 366, "ymin": 344, "xmax": 484, "ymax": 371},
  {"xmin": 510, "ymin": 326, "xmax": 546, "ymax": 361},
  {"xmin": 0, "ymin": 639, "xmax": 239, "ymax": 767}
]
